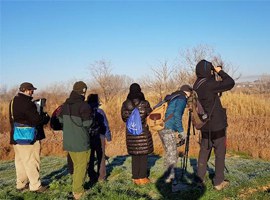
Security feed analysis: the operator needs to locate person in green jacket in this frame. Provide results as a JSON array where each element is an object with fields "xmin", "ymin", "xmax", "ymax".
[{"xmin": 59, "ymin": 81, "xmax": 92, "ymax": 200}]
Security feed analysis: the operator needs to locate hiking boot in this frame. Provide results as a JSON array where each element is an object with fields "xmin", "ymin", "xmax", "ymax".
[
  {"xmin": 33, "ymin": 185, "xmax": 48, "ymax": 193},
  {"xmin": 138, "ymin": 178, "xmax": 151, "ymax": 185},
  {"xmin": 132, "ymin": 179, "xmax": 141, "ymax": 185},
  {"xmin": 16, "ymin": 183, "xmax": 29, "ymax": 192},
  {"xmin": 214, "ymin": 180, "xmax": 230, "ymax": 191}
]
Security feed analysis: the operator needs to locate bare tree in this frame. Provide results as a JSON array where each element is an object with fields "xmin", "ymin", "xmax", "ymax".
[
  {"xmin": 178, "ymin": 44, "xmax": 241, "ymax": 82},
  {"xmin": 89, "ymin": 59, "xmax": 132, "ymax": 103},
  {"xmin": 142, "ymin": 60, "xmax": 177, "ymax": 100}
]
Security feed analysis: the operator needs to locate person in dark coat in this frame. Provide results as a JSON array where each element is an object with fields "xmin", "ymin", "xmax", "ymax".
[
  {"xmin": 87, "ymin": 94, "xmax": 111, "ymax": 182},
  {"xmin": 194, "ymin": 60, "xmax": 235, "ymax": 191},
  {"xmin": 9, "ymin": 82, "xmax": 50, "ymax": 192},
  {"xmin": 121, "ymin": 83, "xmax": 153, "ymax": 185}
]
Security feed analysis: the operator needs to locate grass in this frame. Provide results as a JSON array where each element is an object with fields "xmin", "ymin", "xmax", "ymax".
[{"xmin": 0, "ymin": 154, "xmax": 270, "ymax": 200}]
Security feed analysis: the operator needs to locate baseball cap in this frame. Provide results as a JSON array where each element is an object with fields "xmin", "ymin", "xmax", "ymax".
[{"xmin": 19, "ymin": 82, "xmax": 37, "ymax": 91}]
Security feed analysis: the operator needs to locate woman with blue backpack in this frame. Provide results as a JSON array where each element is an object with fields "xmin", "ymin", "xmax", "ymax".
[{"xmin": 121, "ymin": 83, "xmax": 153, "ymax": 185}]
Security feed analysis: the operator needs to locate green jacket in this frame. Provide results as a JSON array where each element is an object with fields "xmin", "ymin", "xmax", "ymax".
[{"xmin": 59, "ymin": 91, "xmax": 92, "ymax": 152}]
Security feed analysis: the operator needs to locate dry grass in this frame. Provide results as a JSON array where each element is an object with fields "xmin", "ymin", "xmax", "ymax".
[{"xmin": 1, "ymin": 91, "xmax": 270, "ymax": 161}]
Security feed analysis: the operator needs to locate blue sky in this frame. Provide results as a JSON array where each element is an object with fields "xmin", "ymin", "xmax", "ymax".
[{"xmin": 1, "ymin": 0, "xmax": 270, "ymax": 90}]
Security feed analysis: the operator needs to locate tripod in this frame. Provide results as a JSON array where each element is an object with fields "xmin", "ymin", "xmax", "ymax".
[{"xmin": 180, "ymin": 110, "xmax": 192, "ymax": 179}]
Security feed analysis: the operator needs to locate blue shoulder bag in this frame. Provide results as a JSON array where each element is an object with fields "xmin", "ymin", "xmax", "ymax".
[{"xmin": 11, "ymin": 98, "xmax": 36, "ymax": 144}]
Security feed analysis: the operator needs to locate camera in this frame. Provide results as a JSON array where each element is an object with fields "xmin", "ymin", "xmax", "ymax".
[{"xmin": 33, "ymin": 98, "xmax": 47, "ymax": 114}]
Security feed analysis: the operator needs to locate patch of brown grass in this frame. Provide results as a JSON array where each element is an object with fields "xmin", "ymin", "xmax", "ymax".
[{"xmin": 1, "ymin": 91, "xmax": 270, "ymax": 161}]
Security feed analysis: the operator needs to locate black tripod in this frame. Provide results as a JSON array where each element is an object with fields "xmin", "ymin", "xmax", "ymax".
[{"xmin": 180, "ymin": 110, "xmax": 192, "ymax": 179}]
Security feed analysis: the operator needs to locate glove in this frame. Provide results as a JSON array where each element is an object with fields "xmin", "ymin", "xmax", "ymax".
[
  {"xmin": 176, "ymin": 131, "xmax": 186, "ymax": 147},
  {"xmin": 42, "ymin": 112, "xmax": 50, "ymax": 125},
  {"xmin": 178, "ymin": 131, "xmax": 185, "ymax": 139}
]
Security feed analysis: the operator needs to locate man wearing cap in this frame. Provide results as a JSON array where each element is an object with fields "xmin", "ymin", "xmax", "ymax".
[
  {"xmin": 9, "ymin": 82, "xmax": 50, "ymax": 192},
  {"xmin": 58, "ymin": 81, "xmax": 92, "ymax": 200},
  {"xmin": 158, "ymin": 85, "xmax": 192, "ymax": 183}
]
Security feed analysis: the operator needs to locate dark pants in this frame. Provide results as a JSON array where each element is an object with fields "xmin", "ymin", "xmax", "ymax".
[
  {"xmin": 88, "ymin": 135, "xmax": 103, "ymax": 181},
  {"xmin": 67, "ymin": 153, "xmax": 73, "ymax": 174},
  {"xmin": 197, "ymin": 134, "xmax": 226, "ymax": 186},
  {"xmin": 131, "ymin": 155, "xmax": 147, "ymax": 179}
]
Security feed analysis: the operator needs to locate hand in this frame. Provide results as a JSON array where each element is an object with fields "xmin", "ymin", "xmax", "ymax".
[
  {"xmin": 178, "ymin": 131, "xmax": 185, "ymax": 138},
  {"xmin": 214, "ymin": 66, "xmax": 222, "ymax": 73},
  {"xmin": 42, "ymin": 112, "xmax": 50, "ymax": 124}
]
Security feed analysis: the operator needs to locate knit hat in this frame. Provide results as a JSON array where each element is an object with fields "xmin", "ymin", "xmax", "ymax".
[
  {"xmin": 179, "ymin": 84, "xmax": 192, "ymax": 92},
  {"xmin": 19, "ymin": 82, "xmax": 37, "ymax": 91},
  {"xmin": 129, "ymin": 83, "xmax": 141, "ymax": 93},
  {"xmin": 73, "ymin": 81, "xmax": 87, "ymax": 94}
]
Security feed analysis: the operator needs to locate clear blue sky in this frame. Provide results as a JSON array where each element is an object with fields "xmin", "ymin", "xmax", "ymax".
[{"xmin": 1, "ymin": 0, "xmax": 270, "ymax": 90}]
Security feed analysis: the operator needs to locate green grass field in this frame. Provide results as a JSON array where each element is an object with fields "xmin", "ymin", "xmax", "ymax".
[{"xmin": 0, "ymin": 154, "xmax": 270, "ymax": 200}]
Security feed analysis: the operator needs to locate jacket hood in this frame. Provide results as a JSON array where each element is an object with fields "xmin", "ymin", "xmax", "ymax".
[
  {"xmin": 65, "ymin": 91, "xmax": 85, "ymax": 104},
  {"xmin": 196, "ymin": 60, "xmax": 214, "ymax": 79}
]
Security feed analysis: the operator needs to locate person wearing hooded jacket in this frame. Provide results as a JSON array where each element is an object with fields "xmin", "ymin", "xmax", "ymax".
[
  {"xmin": 9, "ymin": 82, "xmax": 50, "ymax": 192},
  {"xmin": 194, "ymin": 60, "xmax": 235, "ymax": 191},
  {"xmin": 58, "ymin": 81, "xmax": 92, "ymax": 200},
  {"xmin": 87, "ymin": 93, "xmax": 112, "ymax": 182},
  {"xmin": 158, "ymin": 85, "xmax": 192, "ymax": 183},
  {"xmin": 121, "ymin": 83, "xmax": 153, "ymax": 185}
]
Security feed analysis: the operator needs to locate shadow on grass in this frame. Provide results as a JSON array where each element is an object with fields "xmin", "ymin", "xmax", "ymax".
[
  {"xmin": 42, "ymin": 164, "xmax": 69, "ymax": 186},
  {"xmin": 155, "ymin": 157, "xmax": 206, "ymax": 200},
  {"xmin": 148, "ymin": 154, "xmax": 161, "ymax": 177},
  {"xmin": 106, "ymin": 155, "xmax": 128, "ymax": 178}
]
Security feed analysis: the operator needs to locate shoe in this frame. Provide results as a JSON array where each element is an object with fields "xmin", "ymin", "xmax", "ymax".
[
  {"xmin": 73, "ymin": 192, "xmax": 84, "ymax": 200},
  {"xmin": 214, "ymin": 180, "xmax": 230, "ymax": 191},
  {"xmin": 33, "ymin": 185, "xmax": 48, "ymax": 193},
  {"xmin": 16, "ymin": 183, "xmax": 29, "ymax": 192},
  {"xmin": 132, "ymin": 179, "xmax": 141, "ymax": 185},
  {"xmin": 138, "ymin": 178, "xmax": 150, "ymax": 185}
]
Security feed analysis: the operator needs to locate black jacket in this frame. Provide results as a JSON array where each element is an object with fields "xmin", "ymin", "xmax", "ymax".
[
  {"xmin": 121, "ymin": 98, "xmax": 153, "ymax": 155},
  {"xmin": 9, "ymin": 93, "xmax": 50, "ymax": 144},
  {"xmin": 194, "ymin": 60, "xmax": 235, "ymax": 138}
]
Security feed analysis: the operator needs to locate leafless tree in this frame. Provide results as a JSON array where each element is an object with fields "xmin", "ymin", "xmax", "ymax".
[
  {"xmin": 142, "ymin": 60, "xmax": 177, "ymax": 100},
  {"xmin": 89, "ymin": 59, "xmax": 132, "ymax": 103}
]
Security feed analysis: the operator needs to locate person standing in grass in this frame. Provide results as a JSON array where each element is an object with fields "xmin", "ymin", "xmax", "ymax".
[
  {"xmin": 121, "ymin": 83, "xmax": 153, "ymax": 185},
  {"xmin": 194, "ymin": 60, "xmax": 235, "ymax": 191},
  {"xmin": 58, "ymin": 81, "xmax": 92, "ymax": 200},
  {"xmin": 87, "ymin": 94, "xmax": 112, "ymax": 183},
  {"xmin": 158, "ymin": 85, "xmax": 192, "ymax": 183},
  {"xmin": 9, "ymin": 82, "xmax": 50, "ymax": 193}
]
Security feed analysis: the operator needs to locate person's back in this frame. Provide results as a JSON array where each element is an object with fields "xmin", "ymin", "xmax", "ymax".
[
  {"xmin": 121, "ymin": 83, "xmax": 153, "ymax": 185},
  {"xmin": 194, "ymin": 60, "xmax": 235, "ymax": 191},
  {"xmin": 59, "ymin": 81, "xmax": 92, "ymax": 200},
  {"xmin": 194, "ymin": 60, "xmax": 235, "ymax": 134},
  {"xmin": 60, "ymin": 93, "xmax": 92, "ymax": 151}
]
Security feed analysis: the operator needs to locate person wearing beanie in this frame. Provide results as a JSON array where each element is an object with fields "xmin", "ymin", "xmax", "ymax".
[
  {"xmin": 9, "ymin": 82, "xmax": 50, "ymax": 192},
  {"xmin": 58, "ymin": 81, "xmax": 92, "ymax": 200},
  {"xmin": 194, "ymin": 60, "xmax": 235, "ymax": 191},
  {"xmin": 121, "ymin": 83, "xmax": 153, "ymax": 185},
  {"xmin": 157, "ymin": 84, "xmax": 192, "ymax": 184},
  {"xmin": 87, "ymin": 94, "xmax": 112, "ymax": 183}
]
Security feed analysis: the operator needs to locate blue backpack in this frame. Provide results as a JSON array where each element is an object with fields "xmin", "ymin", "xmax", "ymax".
[{"xmin": 126, "ymin": 108, "xmax": 143, "ymax": 135}]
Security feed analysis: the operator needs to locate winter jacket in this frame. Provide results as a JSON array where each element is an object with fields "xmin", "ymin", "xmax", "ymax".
[
  {"xmin": 59, "ymin": 91, "xmax": 92, "ymax": 152},
  {"xmin": 9, "ymin": 92, "xmax": 50, "ymax": 144},
  {"xmin": 121, "ymin": 98, "xmax": 153, "ymax": 155},
  {"xmin": 164, "ymin": 91, "xmax": 187, "ymax": 133},
  {"xmin": 194, "ymin": 60, "xmax": 235, "ymax": 138},
  {"xmin": 97, "ymin": 108, "xmax": 112, "ymax": 141}
]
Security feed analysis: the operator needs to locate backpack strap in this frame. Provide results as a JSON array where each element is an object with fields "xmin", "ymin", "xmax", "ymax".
[
  {"xmin": 10, "ymin": 98, "xmax": 15, "ymax": 121},
  {"xmin": 194, "ymin": 78, "xmax": 207, "ymax": 90}
]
